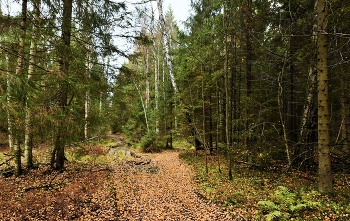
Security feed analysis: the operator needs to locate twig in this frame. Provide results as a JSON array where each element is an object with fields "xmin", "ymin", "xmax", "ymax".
[
  {"xmin": 236, "ymin": 160, "xmax": 261, "ymax": 168},
  {"xmin": 91, "ymin": 167, "xmax": 113, "ymax": 172},
  {"xmin": 345, "ymin": 176, "xmax": 350, "ymax": 187},
  {"xmin": 234, "ymin": 214, "xmax": 247, "ymax": 221},
  {"xmin": 0, "ymin": 157, "xmax": 14, "ymax": 167},
  {"xmin": 24, "ymin": 171, "xmax": 60, "ymax": 192},
  {"xmin": 24, "ymin": 184, "xmax": 54, "ymax": 192}
]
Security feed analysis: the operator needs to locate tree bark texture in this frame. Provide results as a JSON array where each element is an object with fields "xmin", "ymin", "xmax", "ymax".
[
  {"xmin": 156, "ymin": 0, "xmax": 178, "ymax": 93},
  {"xmin": 52, "ymin": 0, "xmax": 73, "ymax": 170},
  {"xmin": 13, "ymin": 0, "xmax": 28, "ymax": 175},
  {"xmin": 316, "ymin": 0, "xmax": 332, "ymax": 194},
  {"xmin": 25, "ymin": 0, "xmax": 40, "ymax": 168}
]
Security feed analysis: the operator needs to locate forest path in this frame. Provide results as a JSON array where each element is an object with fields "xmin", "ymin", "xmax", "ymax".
[{"xmin": 101, "ymin": 150, "xmax": 234, "ymax": 220}]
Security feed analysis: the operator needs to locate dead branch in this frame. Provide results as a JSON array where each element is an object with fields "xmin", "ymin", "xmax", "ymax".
[
  {"xmin": 24, "ymin": 171, "xmax": 60, "ymax": 192},
  {"xmin": 345, "ymin": 176, "xmax": 350, "ymax": 187},
  {"xmin": 0, "ymin": 157, "xmax": 14, "ymax": 167}
]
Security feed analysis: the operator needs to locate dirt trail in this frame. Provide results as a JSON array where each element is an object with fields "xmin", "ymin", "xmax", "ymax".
[
  {"xmin": 0, "ymin": 136, "xmax": 235, "ymax": 220},
  {"xmin": 89, "ymin": 151, "xmax": 234, "ymax": 220}
]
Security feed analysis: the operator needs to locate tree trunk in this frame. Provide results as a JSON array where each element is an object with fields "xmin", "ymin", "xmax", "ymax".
[
  {"xmin": 52, "ymin": 0, "xmax": 73, "ymax": 170},
  {"xmin": 316, "ymin": 0, "xmax": 332, "ymax": 194},
  {"xmin": 209, "ymin": 89, "xmax": 213, "ymax": 155},
  {"xmin": 84, "ymin": 46, "xmax": 91, "ymax": 140},
  {"xmin": 5, "ymin": 38, "xmax": 14, "ymax": 153},
  {"xmin": 245, "ymin": 0, "xmax": 253, "ymax": 163},
  {"xmin": 299, "ymin": 66, "xmax": 317, "ymax": 171},
  {"xmin": 288, "ymin": 34, "xmax": 298, "ymax": 144},
  {"xmin": 339, "ymin": 69, "xmax": 350, "ymax": 152},
  {"xmin": 153, "ymin": 44, "xmax": 159, "ymax": 132},
  {"xmin": 156, "ymin": 0, "xmax": 177, "ymax": 93},
  {"xmin": 278, "ymin": 68, "xmax": 292, "ymax": 167},
  {"xmin": 145, "ymin": 48, "xmax": 150, "ymax": 109},
  {"xmin": 135, "ymin": 83, "xmax": 149, "ymax": 132},
  {"xmin": 202, "ymin": 66, "xmax": 208, "ymax": 174},
  {"xmin": 224, "ymin": 3, "xmax": 232, "ymax": 180},
  {"xmin": 25, "ymin": 0, "xmax": 40, "ymax": 168},
  {"xmin": 13, "ymin": 0, "xmax": 28, "ymax": 175},
  {"xmin": 216, "ymin": 80, "xmax": 221, "ymax": 172}
]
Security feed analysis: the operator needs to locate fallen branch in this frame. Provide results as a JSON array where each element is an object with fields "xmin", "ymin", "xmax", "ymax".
[
  {"xmin": 24, "ymin": 171, "xmax": 60, "ymax": 192},
  {"xmin": 345, "ymin": 176, "xmax": 350, "ymax": 187},
  {"xmin": 236, "ymin": 161, "xmax": 261, "ymax": 168},
  {"xmin": 130, "ymin": 151, "xmax": 141, "ymax": 158},
  {"xmin": 0, "ymin": 157, "xmax": 14, "ymax": 167},
  {"xmin": 90, "ymin": 167, "xmax": 113, "ymax": 172},
  {"xmin": 126, "ymin": 159, "xmax": 151, "ymax": 166},
  {"xmin": 24, "ymin": 184, "xmax": 55, "ymax": 192}
]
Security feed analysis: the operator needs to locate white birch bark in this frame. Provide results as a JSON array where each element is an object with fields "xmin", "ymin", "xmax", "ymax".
[
  {"xmin": 84, "ymin": 47, "xmax": 91, "ymax": 140},
  {"xmin": 300, "ymin": 66, "xmax": 316, "ymax": 139},
  {"xmin": 4, "ymin": 37, "xmax": 14, "ymax": 152},
  {"xmin": 135, "ymin": 83, "xmax": 149, "ymax": 132},
  {"xmin": 156, "ymin": 0, "xmax": 178, "ymax": 93},
  {"xmin": 24, "ymin": 0, "xmax": 40, "ymax": 168},
  {"xmin": 153, "ymin": 44, "xmax": 159, "ymax": 132},
  {"xmin": 145, "ymin": 48, "xmax": 150, "ymax": 109},
  {"xmin": 13, "ymin": 0, "xmax": 28, "ymax": 175}
]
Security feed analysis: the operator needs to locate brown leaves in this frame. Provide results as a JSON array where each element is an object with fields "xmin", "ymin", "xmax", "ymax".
[{"xmin": 0, "ymin": 149, "xmax": 235, "ymax": 220}]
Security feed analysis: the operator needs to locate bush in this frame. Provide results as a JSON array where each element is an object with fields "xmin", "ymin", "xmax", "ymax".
[
  {"xmin": 140, "ymin": 131, "xmax": 166, "ymax": 153},
  {"xmin": 140, "ymin": 131, "xmax": 162, "ymax": 152},
  {"xmin": 257, "ymin": 186, "xmax": 320, "ymax": 220}
]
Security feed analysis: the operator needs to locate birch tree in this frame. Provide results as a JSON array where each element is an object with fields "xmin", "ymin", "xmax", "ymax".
[
  {"xmin": 12, "ymin": 0, "xmax": 28, "ymax": 175},
  {"xmin": 156, "ymin": 0, "xmax": 177, "ymax": 93},
  {"xmin": 24, "ymin": 0, "xmax": 41, "ymax": 168}
]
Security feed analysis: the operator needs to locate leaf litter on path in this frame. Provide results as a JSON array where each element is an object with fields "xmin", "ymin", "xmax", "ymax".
[
  {"xmin": 0, "ymin": 150, "xmax": 236, "ymax": 220},
  {"xmin": 81, "ymin": 151, "xmax": 235, "ymax": 220}
]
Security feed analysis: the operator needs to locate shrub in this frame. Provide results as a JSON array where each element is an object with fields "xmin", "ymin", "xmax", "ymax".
[
  {"xmin": 257, "ymin": 186, "xmax": 320, "ymax": 220},
  {"xmin": 140, "ymin": 131, "xmax": 162, "ymax": 152}
]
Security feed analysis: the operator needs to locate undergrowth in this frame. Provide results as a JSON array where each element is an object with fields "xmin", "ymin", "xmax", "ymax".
[{"xmin": 180, "ymin": 150, "xmax": 350, "ymax": 220}]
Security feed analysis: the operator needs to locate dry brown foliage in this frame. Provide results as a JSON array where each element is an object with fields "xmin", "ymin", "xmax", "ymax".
[{"xmin": 0, "ymin": 147, "xmax": 236, "ymax": 220}]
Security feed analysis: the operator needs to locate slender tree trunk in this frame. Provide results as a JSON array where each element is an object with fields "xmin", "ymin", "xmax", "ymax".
[
  {"xmin": 135, "ymin": 83, "xmax": 149, "ymax": 132},
  {"xmin": 153, "ymin": 44, "xmax": 159, "ymax": 132},
  {"xmin": 278, "ymin": 70, "xmax": 292, "ymax": 167},
  {"xmin": 100, "ymin": 58, "xmax": 109, "ymax": 116},
  {"xmin": 288, "ymin": 34, "xmax": 297, "ymax": 144},
  {"xmin": 84, "ymin": 46, "xmax": 91, "ymax": 140},
  {"xmin": 299, "ymin": 65, "xmax": 317, "ymax": 171},
  {"xmin": 224, "ymin": 3, "xmax": 232, "ymax": 180},
  {"xmin": 84, "ymin": 91, "xmax": 89, "ymax": 140},
  {"xmin": 216, "ymin": 80, "xmax": 221, "ymax": 173},
  {"xmin": 202, "ymin": 66, "xmax": 208, "ymax": 174},
  {"xmin": 341, "ymin": 87, "xmax": 350, "ymax": 153},
  {"xmin": 209, "ymin": 90, "xmax": 213, "ymax": 155},
  {"xmin": 339, "ymin": 69, "xmax": 350, "ymax": 152},
  {"xmin": 245, "ymin": 0, "xmax": 253, "ymax": 164},
  {"xmin": 316, "ymin": 0, "xmax": 332, "ymax": 194},
  {"xmin": 5, "ymin": 39, "xmax": 14, "ymax": 152},
  {"xmin": 13, "ymin": 0, "xmax": 28, "ymax": 175},
  {"xmin": 25, "ymin": 0, "xmax": 40, "ymax": 168},
  {"xmin": 52, "ymin": 0, "xmax": 73, "ymax": 170},
  {"xmin": 156, "ymin": 0, "xmax": 177, "ymax": 93},
  {"xmin": 145, "ymin": 48, "xmax": 150, "ymax": 109}
]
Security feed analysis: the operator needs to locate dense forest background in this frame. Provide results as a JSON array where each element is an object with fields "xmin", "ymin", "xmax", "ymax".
[
  {"xmin": 113, "ymin": 0, "xmax": 349, "ymax": 194},
  {"xmin": 0, "ymin": 0, "xmax": 349, "ymax": 197}
]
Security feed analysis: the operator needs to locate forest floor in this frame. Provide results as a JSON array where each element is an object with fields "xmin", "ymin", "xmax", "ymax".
[
  {"xmin": 180, "ymin": 151, "xmax": 350, "ymax": 221},
  {"xmin": 1, "ymin": 135, "xmax": 350, "ymax": 220},
  {"xmin": 0, "ymin": 136, "xmax": 238, "ymax": 220}
]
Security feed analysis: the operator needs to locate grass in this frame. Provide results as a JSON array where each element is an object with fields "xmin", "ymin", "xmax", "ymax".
[{"xmin": 180, "ymin": 150, "xmax": 350, "ymax": 220}]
